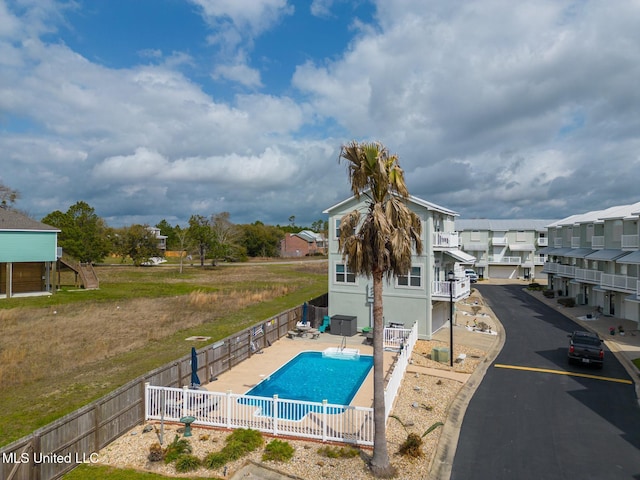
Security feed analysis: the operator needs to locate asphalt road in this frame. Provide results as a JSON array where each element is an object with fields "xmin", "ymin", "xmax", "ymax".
[{"xmin": 451, "ymin": 284, "xmax": 640, "ymax": 480}]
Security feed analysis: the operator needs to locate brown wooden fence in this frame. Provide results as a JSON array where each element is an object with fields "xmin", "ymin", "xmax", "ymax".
[{"xmin": 0, "ymin": 299, "xmax": 328, "ymax": 480}]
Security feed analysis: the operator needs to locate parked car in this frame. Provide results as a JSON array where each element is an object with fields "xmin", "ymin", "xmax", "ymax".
[
  {"xmin": 464, "ymin": 269, "xmax": 478, "ymax": 283},
  {"xmin": 567, "ymin": 331, "xmax": 603, "ymax": 368}
]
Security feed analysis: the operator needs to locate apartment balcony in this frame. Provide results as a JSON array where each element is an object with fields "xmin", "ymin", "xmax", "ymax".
[
  {"xmin": 591, "ymin": 235, "xmax": 605, "ymax": 248},
  {"xmin": 554, "ymin": 238, "xmax": 563, "ymax": 248},
  {"xmin": 575, "ymin": 268, "xmax": 602, "ymax": 284},
  {"xmin": 433, "ymin": 232, "xmax": 460, "ymax": 249},
  {"xmin": 555, "ymin": 264, "xmax": 575, "ymax": 277},
  {"xmin": 432, "ymin": 278, "xmax": 471, "ymax": 301},
  {"xmin": 537, "ymin": 237, "xmax": 548, "ymax": 246},
  {"xmin": 491, "ymin": 236, "xmax": 507, "ymax": 246},
  {"xmin": 533, "ymin": 256, "xmax": 546, "ymax": 265},
  {"xmin": 571, "ymin": 237, "xmax": 581, "ymax": 248},
  {"xmin": 622, "ymin": 234, "xmax": 639, "ymax": 249},
  {"xmin": 488, "ymin": 256, "xmax": 521, "ymax": 265},
  {"xmin": 601, "ymin": 273, "xmax": 638, "ymax": 293},
  {"xmin": 542, "ymin": 262, "xmax": 558, "ymax": 274}
]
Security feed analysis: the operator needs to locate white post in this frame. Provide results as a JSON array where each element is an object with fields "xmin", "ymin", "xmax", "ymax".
[
  {"xmin": 273, "ymin": 395, "xmax": 279, "ymax": 436},
  {"xmin": 322, "ymin": 400, "xmax": 328, "ymax": 442}
]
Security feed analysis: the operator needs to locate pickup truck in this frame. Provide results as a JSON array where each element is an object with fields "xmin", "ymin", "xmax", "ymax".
[{"xmin": 567, "ymin": 331, "xmax": 604, "ymax": 368}]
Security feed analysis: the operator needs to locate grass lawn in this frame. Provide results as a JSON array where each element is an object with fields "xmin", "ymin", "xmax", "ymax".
[
  {"xmin": 0, "ymin": 261, "xmax": 327, "ymax": 447},
  {"xmin": 64, "ymin": 464, "xmax": 218, "ymax": 479},
  {"xmin": 633, "ymin": 358, "xmax": 640, "ymax": 370}
]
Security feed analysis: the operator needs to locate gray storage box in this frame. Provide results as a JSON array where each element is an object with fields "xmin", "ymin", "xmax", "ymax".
[{"xmin": 329, "ymin": 315, "xmax": 357, "ymax": 336}]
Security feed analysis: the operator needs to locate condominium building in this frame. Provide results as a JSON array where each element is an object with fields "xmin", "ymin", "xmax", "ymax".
[
  {"xmin": 542, "ymin": 201, "xmax": 640, "ymax": 324},
  {"xmin": 456, "ymin": 219, "xmax": 553, "ymax": 281}
]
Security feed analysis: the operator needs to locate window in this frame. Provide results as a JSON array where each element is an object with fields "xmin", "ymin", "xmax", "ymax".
[
  {"xmin": 334, "ymin": 218, "xmax": 341, "ymax": 239},
  {"xmin": 335, "ymin": 263, "xmax": 356, "ymax": 284},
  {"xmin": 397, "ymin": 266, "xmax": 422, "ymax": 288},
  {"xmin": 471, "ymin": 230, "xmax": 481, "ymax": 241}
]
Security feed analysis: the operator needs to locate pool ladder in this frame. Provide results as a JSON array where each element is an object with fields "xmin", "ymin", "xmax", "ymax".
[{"xmin": 339, "ymin": 336, "xmax": 347, "ymax": 351}]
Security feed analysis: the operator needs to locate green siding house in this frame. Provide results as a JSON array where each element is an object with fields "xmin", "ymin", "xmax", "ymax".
[{"xmin": 0, "ymin": 207, "xmax": 60, "ymax": 298}]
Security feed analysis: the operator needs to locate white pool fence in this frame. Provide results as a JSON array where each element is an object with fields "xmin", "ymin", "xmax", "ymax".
[{"xmin": 145, "ymin": 323, "xmax": 418, "ymax": 446}]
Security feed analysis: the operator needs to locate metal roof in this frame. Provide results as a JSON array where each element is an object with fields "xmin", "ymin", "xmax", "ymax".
[
  {"xmin": 323, "ymin": 192, "xmax": 458, "ymax": 216},
  {"xmin": 547, "ymin": 201, "xmax": 640, "ymax": 227},
  {"xmin": 455, "ymin": 219, "xmax": 554, "ymax": 232},
  {"xmin": 584, "ymin": 249, "xmax": 627, "ymax": 261},
  {"xmin": 617, "ymin": 250, "xmax": 640, "ymax": 264},
  {"xmin": 563, "ymin": 248, "xmax": 596, "ymax": 259}
]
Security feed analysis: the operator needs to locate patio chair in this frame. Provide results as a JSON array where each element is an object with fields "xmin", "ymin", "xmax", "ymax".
[{"xmin": 318, "ymin": 316, "xmax": 330, "ymax": 333}]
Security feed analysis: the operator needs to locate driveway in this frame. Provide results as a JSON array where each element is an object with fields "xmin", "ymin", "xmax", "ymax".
[{"xmin": 451, "ymin": 284, "xmax": 640, "ymax": 480}]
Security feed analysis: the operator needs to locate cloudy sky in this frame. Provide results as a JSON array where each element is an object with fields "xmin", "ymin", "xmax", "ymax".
[{"xmin": 1, "ymin": 0, "xmax": 639, "ymax": 228}]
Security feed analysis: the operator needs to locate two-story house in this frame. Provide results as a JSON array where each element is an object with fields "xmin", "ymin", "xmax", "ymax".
[
  {"xmin": 323, "ymin": 194, "xmax": 474, "ymax": 340},
  {"xmin": 456, "ymin": 219, "xmax": 553, "ymax": 281},
  {"xmin": 542, "ymin": 201, "xmax": 640, "ymax": 325},
  {"xmin": 0, "ymin": 207, "xmax": 60, "ymax": 298},
  {"xmin": 280, "ymin": 230, "xmax": 326, "ymax": 257}
]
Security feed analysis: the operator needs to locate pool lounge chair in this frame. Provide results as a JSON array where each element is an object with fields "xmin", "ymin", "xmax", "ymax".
[{"xmin": 318, "ymin": 316, "xmax": 330, "ymax": 333}]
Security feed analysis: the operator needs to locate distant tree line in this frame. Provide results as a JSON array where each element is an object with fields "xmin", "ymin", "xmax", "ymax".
[{"xmin": 36, "ymin": 200, "xmax": 327, "ymax": 266}]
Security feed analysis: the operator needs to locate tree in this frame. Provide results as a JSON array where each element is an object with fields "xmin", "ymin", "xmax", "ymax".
[
  {"xmin": 155, "ymin": 219, "xmax": 179, "ymax": 250},
  {"xmin": 337, "ymin": 141, "xmax": 422, "ymax": 478},
  {"xmin": 112, "ymin": 224, "xmax": 161, "ymax": 266},
  {"xmin": 239, "ymin": 221, "xmax": 284, "ymax": 257},
  {"xmin": 187, "ymin": 215, "xmax": 213, "ymax": 267},
  {"xmin": 174, "ymin": 226, "xmax": 191, "ymax": 273},
  {"xmin": 42, "ymin": 201, "xmax": 111, "ymax": 263},
  {"xmin": 0, "ymin": 182, "xmax": 20, "ymax": 208},
  {"xmin": 210, "ymin": 212, "xmax": 243, "ymax": 264}
]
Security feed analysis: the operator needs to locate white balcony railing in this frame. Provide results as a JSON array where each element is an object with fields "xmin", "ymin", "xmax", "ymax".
[
  {"xmin": 575, "ymin": 268, "xmax": 602, "ymax": 284},
  {"xmin": 571, "ymin": 237, "xmax": 581, "ymax": 248},
  {"xmin": 542, "ymin": 262, "xmax": 558, "ymax": 274},
  {"xmin": 432, "ymin": 278, "xmax": 471, "ymax": 301},
  {"xmin": 622, "ymin": 234, "xmax": 639, "ymax": 249},
  {"xmin": 488, "ymin": 256, "xmax": 521, "ymax": 264},
  {"xmin": 591, "ymin": 235, "xmax": 605, "ymax": 248},
  {"xmin": 601, "ymin": 274, "xmax": 638, "ymax": 293},
  {"xmin": 433, "ymin": 232, "xmax": 460, "ymax": 248},
  {"xmin": 491, "ymin": 236, "xmax": 507, "ymax": 245},
  {"xmin": 555, "ymin": 264, "xmax": 575, "ymax": 277},
  {"xmin": 537, "ymin": 237, "xmax": 548, "ymax": 246},
  {"xmin": 554, "ymin": 238, "xmax": 563, "ymax": 248}
]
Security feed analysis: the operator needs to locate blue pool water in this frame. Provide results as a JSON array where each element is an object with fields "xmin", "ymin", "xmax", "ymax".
[{"xmin": 241, "ymin": 351, "xmax": 373, "ymax": 420}]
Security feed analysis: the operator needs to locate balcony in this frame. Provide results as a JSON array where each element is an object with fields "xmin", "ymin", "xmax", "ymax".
[
  {"xmin": 555, "ymin": 264, "xmax": 575, "ymax": 277},
  {"xmin": 432, "ymin": 278, "xmax": 471, "ymax": 301},
  {"xmin": 571, "ymin": 237, "xmax": 581, "ymax": 248},
  {"xmin": 554, "ymin": 238, "xmax": 563, "ymax": 248},
  {"xmin": 601, "ymin": 273, "xmax": 638, "ymax": 293},
  {"xmin": 537, "ymin": 237, "xmax": 548, "ymax": 246},
  {"xmin": 488, "ymin": 256, "xmax": 521, "ymax": 264},
  {"xmin": 491, "ymin": 236, "xmax": 507, "ymax": 246},
  {"xmin": 591, "ymin": 236, "xmax": 604, "ymax": 248},
  {"xmin": 622, "ymin": 234, "xmax": 639, "ymax": 249},
  {"xmin": 433, "ymin": 232, "xmax": 460, "ymax": 249},
  {"xmin": 575, "ymin": 268, "xmax": 602, "ymax": 284}
]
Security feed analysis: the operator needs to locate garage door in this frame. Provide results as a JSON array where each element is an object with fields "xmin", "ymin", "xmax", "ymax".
[{"xmin": 490, "ymin": 266, "xmax": 518, "ymax": 279}]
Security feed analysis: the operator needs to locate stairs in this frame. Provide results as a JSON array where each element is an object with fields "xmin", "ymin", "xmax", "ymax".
[{"xmin": 59, "ymin": 255, "xmax": 100, "ymax": 289}]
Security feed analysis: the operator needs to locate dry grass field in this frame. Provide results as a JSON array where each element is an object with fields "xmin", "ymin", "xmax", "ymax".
[{"xmin": 0, "ymin": 260, "xmax": 328, "ymax": 446}]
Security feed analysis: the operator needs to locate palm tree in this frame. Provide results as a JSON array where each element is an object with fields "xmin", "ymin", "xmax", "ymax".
[{"xmin": 338, "ymin": 141, "xmax": 422, "ymax": 477}]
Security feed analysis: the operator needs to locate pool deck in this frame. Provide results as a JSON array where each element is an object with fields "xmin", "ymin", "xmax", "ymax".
[{"xmin": 202, "ymin": 332, "xmax": 398, "ymax": 408}]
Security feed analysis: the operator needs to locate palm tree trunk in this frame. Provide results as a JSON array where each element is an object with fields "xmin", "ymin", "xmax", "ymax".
[{"xmin": 369, "ymin": 270, "xmax": 396, "ymax": 477}]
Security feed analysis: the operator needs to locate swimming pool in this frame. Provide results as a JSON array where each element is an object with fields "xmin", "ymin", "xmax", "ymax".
[{"xmin": 242, "ymin": 351, "xmax": 373, "ymax": 420}]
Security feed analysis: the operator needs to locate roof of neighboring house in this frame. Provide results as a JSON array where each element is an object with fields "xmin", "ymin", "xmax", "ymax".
[
  {"xmin": 547, "ymin": 200, "xmax": 640, "ymax": 227},
  {"xmin": 455, "ymin": 219, "xmax": 554, "ymax": 232},
  {"xmin": 323, "ymin": 192, "xmax": 458, "ymax": 216},
  {"xmin": 0, "ymin": 207, "xmax": 60, "ymax": 232},
  {"xmin": 294, "ymin": 230, "xmax": 324, "ymax": 243}
]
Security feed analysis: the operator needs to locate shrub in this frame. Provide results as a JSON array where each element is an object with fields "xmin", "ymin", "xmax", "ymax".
[
  {"xmin": 203, "ymin": 451, "xmax": 227, "ymax": 469},
  {"xmin": 398, "ymin": 433, "xmax": 423, "ymax": 458},
  {"xmin": 557, "ymin": 297, "xmax": 575, "ymax": 308},
  {"xmin": 262, "ymin": 439, "xmax": 295, "ymax": 462},
  {"xmin": 147, "ymin": 442, "xmax": 164, "ymax": 462},
  {"xmin": 203, "ymin": 429, "xmax": 263, "ymax": 470},
  {"xmin": 543, "ymin": 290, "xmax": 555, "ymax": 298},
  {"xmin": 317, "ymin": 446, "xmax": 360, "ymax": 459},
  {"xmin": 164, "ymin": 435, "xmax": 192, "ymax": 464},
  {"xmin": 226, "ymin": 428, "xmax": 263, "ymax": 452},
  {"xmin": 174, "ymin": 454, "xmax": 201, "ymax": 473},
  {"xmin": 528, "ymin": 282, "xmax": 542, "ymax": 291}
]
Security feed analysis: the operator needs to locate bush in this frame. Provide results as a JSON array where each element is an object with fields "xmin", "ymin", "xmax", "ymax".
[
  {"xmin": 164, "ymin": 435, "xmax": 192, "ymax": 464},
  {"xmin": 174, "ymin": 454, "xmax": 201, "ymax": 473},
  {"xmin": 203, "ymin": 451, "xmax": 227, "ymax": 469},
  {"xmin": 543, "ymin": 290, "xmax": 555, "ymax": 298},
  {"xmin": 147, "ymin": 442, "xmax": 164, "ymax": 462},
  {"xmin": 528, "ymin": 282, "xmax": 543, "ymax": 291},
  {"xmin": 226, "ymin": 428, "xmax": 264, "ymax": 452},
  {"xmin": 557, "ymin": 297, "xmax": 575, "ymax": 308},
  {"xmin": 262, "ymin": 439, "xmax": 295, "ymax": 462},
  {"xmin": 317, "ymin": 446, "xmax": 360, "ymax": 458},
  {"xmin": 203, "ymin": 429, "xmax": 263, "ymax": 470},
  {"xmin": 398, "ymin": 433, "xmax": 423, "ymax": 458}
]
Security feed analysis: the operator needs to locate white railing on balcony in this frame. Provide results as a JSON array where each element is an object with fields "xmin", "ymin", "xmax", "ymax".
[
  {"xmin": 601, "ymin": 274, "xmax": 638, "ymax": 293},
  {"xmin": 432, "ymin": 278, "xmax": 471, "ymax": 300},
  {"xmin": 533, "ymin": 256, "xmax": 546, "ymax": 265},
  {"xmin": 554, "ymin": 238, "xmax": 563, "ymax": 248},
  {"xmin": 537, "ymin": 237, "xmax": 548, "ymax": 246},
  {"xmin": 491, "ymin": 236, "xmax": 507, "ymax": 245},
  {"xmin": 145, "ymin": 324, "xmax": 418, "ymax": 447},
  {"xmin": 575, "ymin": 268, "xmax": 602, "ymax": 284},
  {"xmin": 433, "ymin": 232, "xmax": 460, "ymax": 248},
  {"xmin": 622, "ymin": 234, "xmax": 639, "ymax": 249},
  {"xmin": 488, "ymin": 256, "xmax": 521, "ymax": 264},
  {"xmin": 555, "ymin": 264, "xmax": 575, "ymax": 277},
  {"xmin": 591, "ymin": 235, "xmax": 605, "ymax": 248},
  {"xmin": 542, "ymin": 262, "xmax": 558, "ymax": 274},
  {"xmin": 571, "ymin": 237, "xmax": 581, "ymax": 248}
]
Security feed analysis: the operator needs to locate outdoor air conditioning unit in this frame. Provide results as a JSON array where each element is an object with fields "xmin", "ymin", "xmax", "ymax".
[{"xmin": 432, "ymin": 346, "xmax": 450, "ymax": 363}]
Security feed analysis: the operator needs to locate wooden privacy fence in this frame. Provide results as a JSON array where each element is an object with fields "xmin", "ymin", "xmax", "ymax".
[{"xmin": 0, "ymin": 299, "xmax": 327, "ymax": 480}]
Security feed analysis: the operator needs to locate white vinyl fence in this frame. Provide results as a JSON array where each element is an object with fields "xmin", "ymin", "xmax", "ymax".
[{"xmin": 145, "ymin": 323, "xmax": 418, "ymax": 447}]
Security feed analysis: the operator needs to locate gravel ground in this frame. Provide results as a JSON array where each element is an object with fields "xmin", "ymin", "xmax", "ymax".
[{"xmin": 97, "ymin": 339, "xmax": 487, "ymax": 479}]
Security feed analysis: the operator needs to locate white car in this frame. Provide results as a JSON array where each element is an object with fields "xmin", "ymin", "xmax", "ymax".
[{"xmin": 464, "ymin": 269, "xmax": 478, "ymax": 283}]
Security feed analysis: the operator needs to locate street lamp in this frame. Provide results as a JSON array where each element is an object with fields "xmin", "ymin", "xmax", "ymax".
[{"xmin": 448, "ymin": 270, "xmax": 455, "ymax": 367}]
